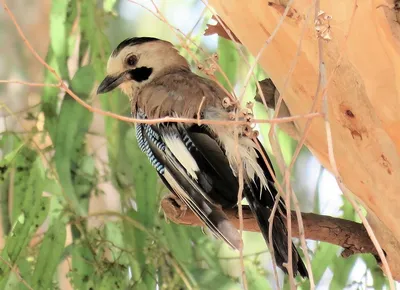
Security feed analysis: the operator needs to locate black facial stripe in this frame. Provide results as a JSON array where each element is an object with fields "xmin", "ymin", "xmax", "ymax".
[
  {"xmin": 112, "ymin": 37, "xmax": 160, "ymax": 57},
  {"xmin": 129, "ymin": 67, "xmax": 153, "ymax": 82}
]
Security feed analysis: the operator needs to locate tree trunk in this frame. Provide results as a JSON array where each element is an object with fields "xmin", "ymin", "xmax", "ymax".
[{"xmin": 209, "ymin": 0, "xmax": 400, "ymax": 280}]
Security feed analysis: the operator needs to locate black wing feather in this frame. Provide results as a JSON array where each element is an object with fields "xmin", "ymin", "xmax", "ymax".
[
  {"xmin": 186, "ymin": 127, "xmax": 308, "ymax": 277},
  {"xmin": 182, "ymin": 125, "xmax": 308, "ymax": 277},
  {"xmin": 183, "ymin": 125, "xmax": 239, "ymax": 208},
  {"xmin": 136, "ymin": 119, "xmax": 241, "ymax": 248},
  {"xmin": 135, "ymin": 111, "xmax": 307, "ymax": 277}
]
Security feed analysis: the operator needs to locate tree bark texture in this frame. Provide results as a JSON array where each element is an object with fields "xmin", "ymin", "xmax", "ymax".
[{"xmin": 208, "ymin": 0, "xmax": 400, "ymax": 280}]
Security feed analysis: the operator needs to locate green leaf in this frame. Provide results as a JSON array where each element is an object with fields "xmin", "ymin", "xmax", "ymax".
[
  {"xmin": 54, "ymin": 65, "xmax": 95, "ymax": 215},
  {"xmin": 10, "ymin": 146, "xmax": 38, "ymax": 224},
  {"xmin": 309, "ymin": 243, "xmax": 338, "ymax": 285},
  {"xmin": 16, "ymin": 213, "xmax": 25, "ymax": 225},
  {"xmin": 104, "ymin": 222, "xmax": 130, "ymax": 266},
  {"xmin": 42, "ymin": 52, "xmax": 62, "ymax": 139},
  {"xmin": 96, "ymin": 267, "xmax": 128, "ymax": 290},
  {"xmin": 161, "ymin": 222, "xmax": 195, "ymax": 264},
  {"xmin": 0, "ymin": 158, "xmax": 48, "ymax": 288},
  {"xmin": 49, "ymin": 0, "xmax": 72, "ymax": 79},
  {"xmin": 16, "ymin": 258, "xmax": 34, "ymax": 290},
  {"xmin": 330, "ymin": 256, "xmax": 357, "ymax": 289},
  {"xmin": 70, "ymin": 65, "xmax": 96, "ymax": 97},
  {"xmin": 0, "ymin": 142, "xmax": 24, "ymax": 166},
  {"xmin": 103, "ymin": 0, "xmax": 117, "ymax": 12},
  {"xmin": 124, "ymin": 127, "xmax": 158, "ymax": 283},
  {"xmin": 31, "ymin": 220, "xmax": 67, "ymax": 289},
  {"xmin": 363, "ymin": 256, "xmax": 389, "ymax": 288},
  {"xmin": 69, "ymin": 243, "xmax": 96, "ymax": 290},
  {"xmin": 50, "ymin": 0, "xmax": 69, "ymax": 58},
  {"xmin": 191, "ymin": 268, "xmax": 237, "ymax": 290},
  {"xmin": 217, "ymin": 37, "xmax": 239, "ymax": 91},
  {"xmin": 245, "ymin": 260, "xmax": 273, "ymax": 290}
]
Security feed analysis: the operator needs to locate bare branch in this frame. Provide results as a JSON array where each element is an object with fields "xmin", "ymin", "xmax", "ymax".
[{"xmin": 161, "ymin": 196, "xmax": 380, "ymax": 259}]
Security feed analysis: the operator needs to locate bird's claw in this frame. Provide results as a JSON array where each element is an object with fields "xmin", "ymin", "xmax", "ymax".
[{"xmin": 162, "ymin": 193, "xmax": 187, "ymax": 220}]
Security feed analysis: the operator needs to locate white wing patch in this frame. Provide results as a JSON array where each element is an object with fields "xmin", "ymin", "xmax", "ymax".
[{"xmin": 163, "ymin": 133, "xmax": 200, "ymax": 180}]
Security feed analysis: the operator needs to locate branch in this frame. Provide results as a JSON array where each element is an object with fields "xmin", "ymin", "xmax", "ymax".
[{"xmin": 161, "ymin": 195, "xmax": 380, "ymax": 259}]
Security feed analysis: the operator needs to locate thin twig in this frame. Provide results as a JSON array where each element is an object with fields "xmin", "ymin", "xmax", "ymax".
[
  {"xmin": 261, "ymin": 2, "xmax": 317, "ymax": 287},
  {"xmin": 196, "ymin": 96, "xmax": 206, "ymax": 125},
  {"xmin": 0, "ymin": 256, "xmax": 34, "ymax": 290},
  {"xmin": 201, "ymin": 4, "xmax": 287, "ymax": 283},
  {"xmin": 284, "ymin": 167, "xmax": 295, "ymax": 289},
  {"xmin": 199, "ymin": 0, "xmax": 279, "ymax": 137},
  {"xmin": 240, "ymin": 0, "xmax": 295, "ymax": 103},
  {"xmin": 129, "ymin": 0, "xmax": 238, "ymax": 101},
  {"xmin": 185, "ymin": 6, "xmax": 207, "ymax": 40},
  {"xmin": 234, "ymin": 129, "xmax": 248, "ymax": 290},
  {"xmin": 0, "ymin": 77, "xmax": 325, "ymax": 126},
  {"xmin": 78, "ymin": 211, "xmax": 197, "ymax": 289},
  {"xmin": 0, "ymin": 80, "xmax": 60, "ymax": 88},
  {"xmin": 0, "ymin": 104, "xmax": 78, "ymax": 213}
]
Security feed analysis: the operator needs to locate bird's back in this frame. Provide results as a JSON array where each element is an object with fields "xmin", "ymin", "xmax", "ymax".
[{"xmin": 131, "ymin": 67, "xmax": 227, "ymax": 119}]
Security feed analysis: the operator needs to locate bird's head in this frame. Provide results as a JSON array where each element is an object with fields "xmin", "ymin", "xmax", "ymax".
[{"xmin": 97, "ymin": 37, "xmax": 189, "ymax": 96}]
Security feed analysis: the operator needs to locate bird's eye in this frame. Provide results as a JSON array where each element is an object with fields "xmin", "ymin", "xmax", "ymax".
[{"xmin": 126, "ymin": 55, "xmax": 138, "ymax": 66}]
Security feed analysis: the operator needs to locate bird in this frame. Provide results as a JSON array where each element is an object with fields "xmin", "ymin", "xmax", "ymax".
[{"xmin": 97, "ymin": 36, "xmax": 308, "ymax": 278}]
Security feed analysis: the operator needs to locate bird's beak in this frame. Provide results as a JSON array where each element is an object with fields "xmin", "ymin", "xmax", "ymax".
[{"xmin": 97, "ymin": 72, "xmax": 128, "ymax": 94}]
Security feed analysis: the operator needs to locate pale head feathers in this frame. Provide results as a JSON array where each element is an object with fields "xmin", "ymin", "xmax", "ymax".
[{"xmin": 106, "ymin": 37, "xmax": 189, "ymax": 96}]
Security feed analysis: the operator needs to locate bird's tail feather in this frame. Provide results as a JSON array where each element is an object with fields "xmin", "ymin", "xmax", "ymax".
[{"xmin": 244, "ymin": 187, "xmax": 308, "ymax": 278}]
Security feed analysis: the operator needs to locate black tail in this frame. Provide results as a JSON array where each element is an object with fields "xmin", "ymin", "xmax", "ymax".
[
  {"xmin": 246, "ymin": 138, "xmax": 308, "ymax": 278},
  {"xmin": 244, "ymin": 188, "xmax": 308, "ymax": 277}
]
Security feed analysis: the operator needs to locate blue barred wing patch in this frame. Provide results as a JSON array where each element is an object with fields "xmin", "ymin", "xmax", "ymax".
[{"xmin": 135, "ymin": 111, "xmax": 165, "ymax": 174}]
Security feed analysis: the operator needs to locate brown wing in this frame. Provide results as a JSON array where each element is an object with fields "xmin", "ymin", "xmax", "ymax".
[{"xmin": 134, "ymin": 68, "xmax": 228, "ymax": 119}]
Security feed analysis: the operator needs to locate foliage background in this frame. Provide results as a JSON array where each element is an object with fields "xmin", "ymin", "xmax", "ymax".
[{"xmin": 0, "ymin": 0, "xmax": 391, "ymax": 289}]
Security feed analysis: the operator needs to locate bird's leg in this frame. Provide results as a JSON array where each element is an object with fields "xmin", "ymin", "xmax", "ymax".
[{"xmin": 160, "ymin": 193, "xmax": 188, "ymax": 224}]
